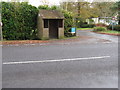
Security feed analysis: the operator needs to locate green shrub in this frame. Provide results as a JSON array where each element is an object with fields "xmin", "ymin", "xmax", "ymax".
[
  {"xmin": 80, "ymin": 24, "xmax": 95, "ymax": 28},
  {"xmin": 89, "ymin": 19, "xmax": 94, "ymax": 24},
  {"xmin": 107, "ymin": 25, "xmax": 112, "ymax": 30},
  {"xmin": 114, "ymin": 25, "xmax": 120, "ymax": 31},
  {"xmin": 83, "ymin": 22, "xmax": 88, "ymax": 24},
  {"xmin": 38, "ymin": 5, "xmax": 58, "ymax": 10},
  {"xmin": 80, "ymin": 24, "xmax": 89, "ymax": 28},
  {"xmin": 62, "ymin": 10, "xmax": 74, "ymax": 37},
  {"xmin": 93, "ymin": 27, "xmax": 107, "ymax": 32},
  {"xmin": 76, "ymin": 18, "xmax": 85, "ymax": 28},
  {"xmin": 50, "ymin": 5, "xmax": 58, "ymax": 10},
  {"xmin": 38, "ymin": 5, "xmax": 51, "ymax": 10},
  {"xmin": 2, "ymin": 2, "xmax": 39, "ymax": 40},
  {"xmin": 88, "ymin": 24, "xmax": 95, "ymax": 28},
  {"xmin": 107, "ymin": 25, "xmax": 120, "ymax": 31}
]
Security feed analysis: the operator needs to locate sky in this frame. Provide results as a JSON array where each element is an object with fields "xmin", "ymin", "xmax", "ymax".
[
  {"xmin": 29, "ymin": 0, "xmax": 60, "ymax": 7},
  {"xmin": 2, "ymin": 0, "xmax": 119, "ymax": 7},
  {"xmin": 2, "ymin": 0, "xmax": 61, "ymax": 7},
  {"xmin": 28, "ymin": 0, "xmax": 95, "ymax": 7}
]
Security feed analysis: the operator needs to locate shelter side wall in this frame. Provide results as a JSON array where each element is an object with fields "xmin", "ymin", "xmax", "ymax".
[
  {"xmin": 37, "ymin": 15, "xmax": 43, "ymax": 39},
  {"xmin": 58, "ymin": 20, "xmax": 64, "ymax": 39},
  {"xmin": 43, "ymin": 27, "xmax": 49, "ymax": 40},
  {"xmin": 58, "ymin": 28, "xmax": 64, "ymax": 39},
  {"xmin": 42, "ymin": 19, "xmax": 49, "ymax": 40}
]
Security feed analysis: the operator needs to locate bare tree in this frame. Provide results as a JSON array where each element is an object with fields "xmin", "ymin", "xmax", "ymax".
[
  {"xmin": 11, "ymin": 0, "xmax": 29, "ymax": 2},
  {"xmin": 40, "ymin": 0, "xmax": 49, "ymax": 5}
]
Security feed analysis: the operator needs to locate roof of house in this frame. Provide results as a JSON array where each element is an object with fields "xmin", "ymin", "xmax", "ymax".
[{"xmin": 38, "ymin": 10, "xmax": 64, "ymax": 19}]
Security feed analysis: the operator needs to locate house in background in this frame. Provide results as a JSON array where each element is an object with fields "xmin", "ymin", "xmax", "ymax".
[
  {"xmin": 86, "ymin": 13, "xmax": 118, "ymax": 25},
  {"xmin": 86, "ymin": 17, "xmax": 112, "ymax": 25},
  {"xmin": 37, "ymin": 10, "xmax": 64, "ymax": 40}
]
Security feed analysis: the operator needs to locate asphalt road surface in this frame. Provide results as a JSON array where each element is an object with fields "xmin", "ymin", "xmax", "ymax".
[{"xmin": 2, "ymin": 30, "xmax": 118, "ymax": 88}]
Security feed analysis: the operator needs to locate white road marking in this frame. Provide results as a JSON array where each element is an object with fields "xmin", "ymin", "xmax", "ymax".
[
  {"xmin": 3, "ymin": 56, "xmax": 110, "ymax": 65},
  {"xmin": 24, "ymin": 44, "xmax": 29, "ymax": 46},
  {"xmin": 102, "ymin": 42, "xmax": 112, "ymax": 44}
]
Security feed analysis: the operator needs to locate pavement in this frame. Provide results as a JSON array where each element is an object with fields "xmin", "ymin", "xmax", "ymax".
[{"xmin": 2, "ymin": 30, "xmax": 118, "ymax": 88}]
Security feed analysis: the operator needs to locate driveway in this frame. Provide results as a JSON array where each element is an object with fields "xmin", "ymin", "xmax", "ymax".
[
  {"xmin": 2, "ymin": 29, "xmax": 118, "ymax": 88},
  {"xmin": 76, "ymin": 30, "xmax": 118, "ymax": 43}
]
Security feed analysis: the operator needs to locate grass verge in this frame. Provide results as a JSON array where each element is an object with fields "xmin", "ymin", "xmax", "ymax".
[
  {"xmin": 93, "ymin": 30, "xmax": 120, "ymax": 36},
  {"xmin": 99, "ymin": 30, "xmax": 120, "ymax": 34}
]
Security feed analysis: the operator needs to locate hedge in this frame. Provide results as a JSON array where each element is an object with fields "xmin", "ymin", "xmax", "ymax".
[
  {"xmin": 62, "ymin": 10, "xmax": 74, "ymax": 37},
  {"xmin": 80, "ymin": 24, "xmax": 95, "ymax": 28},
  {"xmin": 2, "ymin": 2, "xmax": 38, "ymax": 40},
  {"xmin": 107, "ymin": 25, "xmax": 120, "ymax": 31},
  {"xmin": 93, "ymin": 27, "xmax": 107, "ymax": 32}
]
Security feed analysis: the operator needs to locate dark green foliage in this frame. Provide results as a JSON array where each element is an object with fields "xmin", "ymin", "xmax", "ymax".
[
  {"xmin": 76, "ymin": 18, "xmax": 84, "ymax": 28},
  {"xmin": 75, "ymin": 18, "xmax": 95, "ymax": 28},
  {"xmin": 50, "ymin": 5, "xmax": 58, "ymax": 10},
  {"xmin": 111, "ymin": 1, "xmax": 120, "ymax": 24},
  {"xmin": 2, "ymin": 2, "xmax": 38, "ymax": 40},
  {"xmin": 38, "ymin": 5, "xmax": 58, "ymax": 10},
  {"xmin": 107, "ymin": 25, "xmax": 120, "ymax": 31},
  {"xmin": 80, "ymin": 24, "xmax": 89, "ymax": 28},
  {"xmin": 38, "ymin": 5, "xmax": 51, "ymax": 10},
  {"xmin": 107, "ymin": 25, "xmax": 112, "ymax": 30},
  {"xmin": 88, "ymin": 24, "xmax": 95, "ymax": 28},
  {"xmin": 114, "ymin": 25, "xmax": 120, "ymax": 31},
  {"xmin": 93, "ymin": 27, "xmax": 107, "ymax": 32},
  {"xmin": 62, "ymin": 10, "xmax": 74, "ymax": 37},
  {"xmin": 111, "ymin": 1, "xmax": 119, "ymax": 11},
  {"xmin": 89, "ymin": 19, "xmax": 94, "ymax": 24},
  {"xmin": 80, "ymin": 24, "xmax": 95, "ymax": 28}
]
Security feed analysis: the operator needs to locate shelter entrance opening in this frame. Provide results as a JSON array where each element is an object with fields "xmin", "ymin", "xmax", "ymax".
[{"xmin": 49, "ymin": 19, "xmax": 58, "ymax": 39}]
